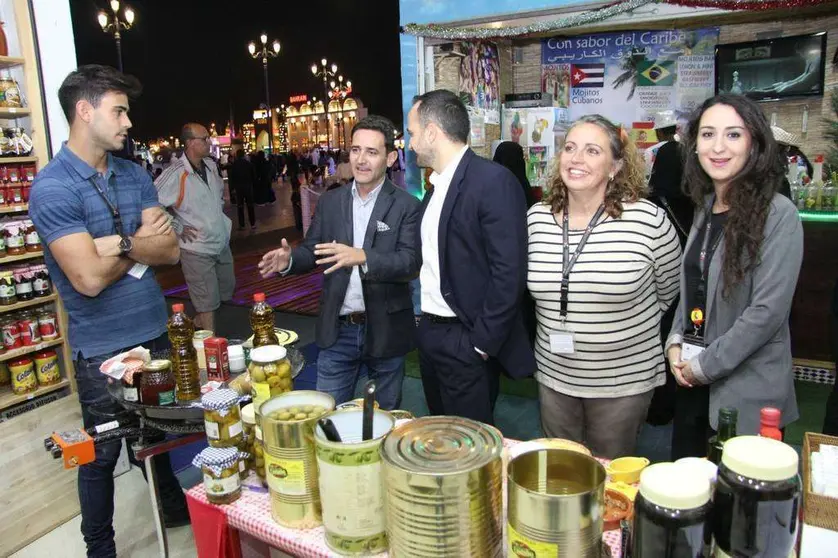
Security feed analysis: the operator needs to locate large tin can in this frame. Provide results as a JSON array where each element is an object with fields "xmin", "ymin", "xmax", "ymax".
[
  {"xmin": 507, "ymin": 448, "xmax": 606, "ymax": 558},
  {"xmin": 381, "ymin": 416, "xmax": 504, "ymax": 557},
  {"xmin": 314, "ymin": 408, "xmax": 394, "ymax": 555},
  {"xmin": 259, "ymin": 390, "xmax": 335, "ymax": 529}
]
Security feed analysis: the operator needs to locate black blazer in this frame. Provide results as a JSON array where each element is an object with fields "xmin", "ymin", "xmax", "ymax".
[
  {"xmin": 419, "ymin": 149, "xmax": 536, "ymax": 378},
  {"xmin": 289, "ymin": 179, "xmax": 421, "ymax": 358}
]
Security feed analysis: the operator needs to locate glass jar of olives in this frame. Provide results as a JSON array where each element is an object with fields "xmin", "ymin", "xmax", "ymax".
[
  {"xmin": 241, "ymin": 403, "xmax": 266, "ymax": 485},
  {"xmin": 248, "ymin": 345, "xmax": 292, "ymax": 410},
  {"xmin": 201, "ymin": 388, "xmax": 244, "ymax": 448},
  {"xmin": 192, "ymin": 446, "xmax": 248, "ymax": 505}
]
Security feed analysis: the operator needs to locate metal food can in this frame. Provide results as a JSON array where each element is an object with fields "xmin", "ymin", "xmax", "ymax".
[
  {"xmin": 314, "ymin": 408, "xmax": 394, "ymax": 555},
  {"xmin": 33, "ymin": 349, "xmax": 59, "ymax": 386},
  {"xmin": 259, "ymin": 390, "xmax": 335, "ymax": 529},
  {"xmin": 507, "ymin": 448, "xmax": 606, "ymax": 558},
  {"xmin": 381, "ymin": 416, "xmax": 504, "ymax": 557}
]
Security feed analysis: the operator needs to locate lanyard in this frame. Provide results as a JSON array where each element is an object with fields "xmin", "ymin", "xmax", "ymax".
[
  {"xmin": 691, "ymin": 198, "xmax": 725, "ymax": 334},
  {"xmin": 559, "ymin": 203, "xmax": 606, "ymax": 319},
  {"xmin": 87, "ymin": 177, "xmax": 124, "ymax": 236}
]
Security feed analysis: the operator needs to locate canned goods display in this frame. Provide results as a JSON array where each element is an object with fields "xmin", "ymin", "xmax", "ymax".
[
  {"xmin": 381, "ymin": 416, "xmax": 504, "ymax": 558},
  {"xmin": 315, "ymin": 408, "xmax": 394, "ymax": 556},
  {"xmin": 2, "ymin": 315, "xmax": 21, "ymax": 349},
  {"xmin": 260, "ymin": 390, "xmax": 335, "ymax": 529},
  {"xmin": 18, "ymin": 310, "xmax": 40, "ymax": 346},
  {"xmin": 33, "ymin": 349, "xmax": 59, "ymax": 386},
  {"xmin": 9, "ymin": 356, "xmax": 36, "ymax": 395},
  {"xmin": 37, "ymin": 308, "xmax": 58, "ymax": 340}
]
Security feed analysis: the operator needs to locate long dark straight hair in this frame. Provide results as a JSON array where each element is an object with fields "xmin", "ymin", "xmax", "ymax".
[{"xmin": 682, "ymin": 94, "xmax": 784, "ymax": 295}]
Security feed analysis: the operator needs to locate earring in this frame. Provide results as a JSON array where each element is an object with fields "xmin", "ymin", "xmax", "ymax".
[{"xmin": 608, "ymin": 174, "xmax": 614, "ymax": 181}]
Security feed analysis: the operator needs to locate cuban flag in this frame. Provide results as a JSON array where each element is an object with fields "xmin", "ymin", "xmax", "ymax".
[{"xmin": 570, "ymin": 64, "xmax": 605, "ymax": 88}]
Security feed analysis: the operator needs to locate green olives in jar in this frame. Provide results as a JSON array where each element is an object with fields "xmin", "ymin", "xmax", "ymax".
[
  {"xmin": 193, "ymin": 447, "xmax": 246, "ymax": 505},
  {"xmin": 249, "ymin": 345, "xmax": 292, "ymax": 410},
  {"xmin": 201, "ymin": 389, "xmax": 244, "ymax": 448}
]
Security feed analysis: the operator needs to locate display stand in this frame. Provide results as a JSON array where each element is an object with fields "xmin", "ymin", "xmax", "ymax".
[{"xmin": 0, "ymin": 0, "xmax": 74, "ymax": 419}]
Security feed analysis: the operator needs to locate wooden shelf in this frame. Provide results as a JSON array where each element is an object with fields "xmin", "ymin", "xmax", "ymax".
[
  {"xmin": 0, "ymin": 294, "xmax": 56, "ymax": 314},
  {"xmin": 0, "ymin": 251, "xmax": 42, "ymax": 263},
  {"xmin": 0, "ymin": 157, "xmax": 36, "ymax": 164},
  {"xmin": 0, "ymin": 338, "xmax": 64, "ymax": 363},
  {"xmin": 0, "ymin": 108, "xmax": 30, "ymax": 119},
  {"xmin": 0, "ymin": 204, "xmax": 27, "ymax": 214},
  {"xmin": 0, "ymin": 378, "xmax": 69, "ymax": 412},
  {"xmin": 0, "ymin": 56, "xmax": 25, "ymax": 69}
]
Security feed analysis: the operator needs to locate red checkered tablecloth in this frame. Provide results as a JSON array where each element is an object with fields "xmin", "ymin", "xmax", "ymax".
[{"xmin": 187, "ymin": 440, "xmax": 623, "ymax": 557}]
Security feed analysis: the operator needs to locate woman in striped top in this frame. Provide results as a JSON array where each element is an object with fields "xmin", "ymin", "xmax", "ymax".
[{"xmin": 527, "ymin": 115, "xmax": 682, "ymax": 459}]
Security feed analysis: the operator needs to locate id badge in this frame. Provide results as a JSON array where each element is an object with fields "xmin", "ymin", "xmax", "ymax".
[
  {"xmin": 681, "ymin": 334, "xmax": 706, "ymax": 361},
  {"xmin": 550, "ymin": 328, "xmax": 576, "ymax": 355}
]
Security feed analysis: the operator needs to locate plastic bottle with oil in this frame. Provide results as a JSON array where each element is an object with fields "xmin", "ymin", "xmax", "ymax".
[
  {"xmin": 250, "ymin": 293, "xmax": 279, "ymax": 347},
  {"xmin": 168, "ymin": 303, "xmax": 201, "ymax": 401}
]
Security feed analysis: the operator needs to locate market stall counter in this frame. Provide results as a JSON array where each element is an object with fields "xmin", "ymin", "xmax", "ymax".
[{"xmin": 185, "ymin": 438, "xmax": 625, "ymax": 558}]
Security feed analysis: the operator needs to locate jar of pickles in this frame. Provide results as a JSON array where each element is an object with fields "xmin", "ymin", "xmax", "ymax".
[
  {"xmin": 241, "ymin": 403, "xmax": 266, "ymax": 485},
  {"xmin": 192, "ymin": 447, "xmax": 248, "ymax": 505},
  {"xmin": 201, "ymin": 388, "xmax": 244, "ymax": 448},
  {"xmin": 248, "ymin": 345, "xmax": 292, "ymax": 411}
]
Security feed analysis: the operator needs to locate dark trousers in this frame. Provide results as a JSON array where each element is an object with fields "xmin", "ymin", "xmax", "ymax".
[
  {"xmin": 75, "ymin": 333, "xmax": 187, "ymax": 558},
  {"xmin": 671, "ymin": 384, "xmax": 711, "ymax": 460},
  {"xmin": 416, "ymin": 318, "xmax": 501, "ymax": 425},
  {"xmin": 235, "ymin": 186, "xmax": 256, "ymax": 228}
]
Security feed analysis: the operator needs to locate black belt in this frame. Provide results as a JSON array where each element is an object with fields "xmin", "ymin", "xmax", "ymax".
[
  {"xmin": 339, "ymin": 312, "xmax": 366, "ymax": 325},
  {"xmin": 422, "ymin": 312, "xmax": 460, "ymax": 324}
]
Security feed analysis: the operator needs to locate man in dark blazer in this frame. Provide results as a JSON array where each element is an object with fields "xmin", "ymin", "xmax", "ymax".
[
  {"xmin": 259, "ymin": 115, "xmax": 420, "ymax": 409},
  {"xmin": 407, "ymin": 90, "xmax": 536, "ymax": 425}
]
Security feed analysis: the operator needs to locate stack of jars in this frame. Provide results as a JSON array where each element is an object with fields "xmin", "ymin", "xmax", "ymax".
[
  {"xmin": 0, "ymin": 263, "xmax": 51, "ymax": 300},
  {"xmin": 0, "ymin": 164, "xmax": 35, "ymax": 206},
  {"xmin": 7, "ymin": 348, "xmax": 59, "ymax": 395},
  {"xmin": 0, "ymin": 306, "xmax": 59, "ymax": 353},
  {"xmin": 0, "ymin": 219, "xmax": 41, "ymax": 258},
  {"xmin": 198, "ymin": 389, "xmax": 249, "ymax": 503}
]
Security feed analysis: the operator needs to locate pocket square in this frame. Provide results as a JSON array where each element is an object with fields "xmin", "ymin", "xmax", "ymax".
[{"xmin": 376, "ymin": 221, "xmax": 391, "ymax": 232}]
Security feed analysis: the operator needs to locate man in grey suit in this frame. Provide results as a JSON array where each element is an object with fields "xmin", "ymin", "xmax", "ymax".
[{"xmin": 259, "ymin": 115, "xmax": 420, "ymax": 409}]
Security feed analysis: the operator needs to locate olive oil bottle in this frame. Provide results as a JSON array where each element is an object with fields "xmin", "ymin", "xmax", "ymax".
[
  {"xmin": 250, "ymin": 292, "xmax": 279, "ymax": 347},
  {"xmin": 168, "ymin": 303, "xmax": 201, "ymax": 401}
]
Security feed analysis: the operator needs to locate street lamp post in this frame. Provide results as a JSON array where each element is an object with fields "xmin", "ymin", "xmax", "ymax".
[
  {"xmin": 97, "ymin": 0, "xmax": 134, "ymax": 72},
  {"xmin": 311, "ymin": 58, "xmax": 338, "ymax": 149},
  {"xmin": 329, "ymin": 75, "xmax": 352, "ymax": 149},
  {"xmin": 248, "ymin": 33, "xmax": 281, "ymax": 153}
]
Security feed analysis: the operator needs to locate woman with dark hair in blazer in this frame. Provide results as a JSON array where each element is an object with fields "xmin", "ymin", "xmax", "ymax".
[{"xmin": 667, "ymin": 94, "xmax": 804, "ymax": 458}]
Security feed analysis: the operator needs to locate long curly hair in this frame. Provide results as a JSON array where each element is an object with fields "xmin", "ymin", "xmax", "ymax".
[
  {"xmin": 543, "ymin": 114, "xmax": 647, "ymax": 219},
  {"xmin": 682, "ymin": 94, "xmax": 784, "ymax": 296}
]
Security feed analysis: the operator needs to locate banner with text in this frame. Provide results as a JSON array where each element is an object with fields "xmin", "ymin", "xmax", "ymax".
[{"xmin": 541, "ymin": 28, "xmax": 719, "ymax": 128}]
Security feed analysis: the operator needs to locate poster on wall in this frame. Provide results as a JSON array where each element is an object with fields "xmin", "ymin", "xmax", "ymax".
[
  {"xmin": 469, "ymin": 113, "xmax": 486, "ymax": 147},
  {"xmin": 541, "ymin": 29, "xmax": 719, "ymax": 127},
  {"xmin": 502, "ymin": 108, "xmax": 528, "ymax": 147},
  {"xmin": 541, "ymin": 64, "xmax": 571, "ymax": 108},
  {"xmin": 458, "ymin": 41, "xmax": 501, "ymax": 124}
]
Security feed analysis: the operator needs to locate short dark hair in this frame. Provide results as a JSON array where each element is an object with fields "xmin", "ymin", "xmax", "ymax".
[
  {"xmin": 351, "ymin": 115, "xmax": 397, "ymax": 152},
  {"xmin": 58, "ymin": 65, "xmax": 142, "ymax": 125},
  {"xmin": 411, "ymin": 90, "xmax": 470, "ymax": 144}
]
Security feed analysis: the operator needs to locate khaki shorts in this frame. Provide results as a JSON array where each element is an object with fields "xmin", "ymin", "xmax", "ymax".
[{"xmin": 180, "ymin": 246, "xmax": 236, "ymax": 313}]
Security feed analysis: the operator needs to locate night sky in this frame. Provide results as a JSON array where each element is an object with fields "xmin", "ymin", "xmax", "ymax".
[{"xmin": 69, "ymin": 0, "xmax": 403, "ymax": 142}]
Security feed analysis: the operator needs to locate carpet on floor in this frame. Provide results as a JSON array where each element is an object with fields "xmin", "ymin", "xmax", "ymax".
[{"xmin": 163, "ymin": 252, "xmax": 323, "ymax": 317}]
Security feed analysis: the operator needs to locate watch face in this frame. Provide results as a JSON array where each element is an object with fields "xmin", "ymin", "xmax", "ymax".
[{"xmin": 120, "ymin": 236, "xmax": 132, "ymax": 253}]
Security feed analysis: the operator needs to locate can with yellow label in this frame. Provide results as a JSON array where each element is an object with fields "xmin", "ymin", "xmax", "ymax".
[{"xmin": 260, "ymin": 390, "xmax": 335, "ymax": 529}]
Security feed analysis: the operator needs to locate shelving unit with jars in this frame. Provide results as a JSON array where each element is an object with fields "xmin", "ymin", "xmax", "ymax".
[{"xmin": 0, "ymin": 0, "xmax": 73, "ymax": 419}]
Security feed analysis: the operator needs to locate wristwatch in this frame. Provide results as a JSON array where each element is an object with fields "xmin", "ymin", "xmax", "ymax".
[{"xmin": 118, "ymin": 235, "xmax": 133, "ymax": 256}]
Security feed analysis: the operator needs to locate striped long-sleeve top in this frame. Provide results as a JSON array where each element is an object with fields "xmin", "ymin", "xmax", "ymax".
[{"xmin": 527, "ymin": 199, "xmax": 682, "ymax": 398}]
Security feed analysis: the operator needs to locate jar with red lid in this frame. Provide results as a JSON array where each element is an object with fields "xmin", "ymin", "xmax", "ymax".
[
  {"xmin": 7, "ymin": 183, "xmax": 22, "ymax": 205},
  {"xmin": 13, "ymin": 268, "xmax": 33, "ymax": 301},
  {"xmin": 9, "ymin": 356, "xmax": 36, "ymax": 395},
  {"xmin": 32, "ymin": 264, "xmax": 51, "ymax": 296},
  {"xmin": 4, "ymin": 221, "xmax": 25, "ymax": 255},
  {"xmin": 2, "ymin": 315, "xmax": 22, "ymax": 350},
  {"xmin": 37, "ymin": 308, "xmax": 58, "ymax": 340}
]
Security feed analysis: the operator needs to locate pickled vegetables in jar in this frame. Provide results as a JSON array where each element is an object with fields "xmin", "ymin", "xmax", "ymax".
[
  {"xmin": 248, "ymin": 345, "xmax": 292, "ymax": 410},
  {"xmin": 192, "ymin": 447, "xmax": 247, "ymax": 505},
  {"xmin": 241, "ymin": 403, "xmax": 265, "ymax": 485},
  {"xmin": 201, "ymin": 388, "xmax": 244, "ymax": 448}
]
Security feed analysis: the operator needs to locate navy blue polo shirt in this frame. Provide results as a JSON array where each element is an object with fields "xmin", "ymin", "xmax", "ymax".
[{"xmin": 29, "ymin": 144, "xmax": 168, "ymax": 358}]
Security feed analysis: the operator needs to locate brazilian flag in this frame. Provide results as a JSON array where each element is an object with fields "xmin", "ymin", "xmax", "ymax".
[{"xmin": 638, "ymin": 61, "xmax": 675, "ymax": 86}]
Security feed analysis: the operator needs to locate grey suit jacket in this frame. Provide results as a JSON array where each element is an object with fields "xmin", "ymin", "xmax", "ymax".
[
  {"xmin": 288, "ymin": 179, "xmax": 421, "ymax": 358},
  {"xmin": 667, "ymin": 193, "xmax": 803, "ymax": 434}
]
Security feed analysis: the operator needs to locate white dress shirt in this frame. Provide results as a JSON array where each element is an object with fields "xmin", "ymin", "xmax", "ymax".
[
  {"xmin": 420, "ymin": 145, "xmax": 468, "ymax": 317},
  {"xmin": 339, "ymin": 180, "xmax": 383, "ymax": 315}
]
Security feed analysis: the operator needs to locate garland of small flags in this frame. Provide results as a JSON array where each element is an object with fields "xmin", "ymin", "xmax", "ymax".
[{"xmin": 400, "ymin": 0, "xmax": 836, "ymax": 40}]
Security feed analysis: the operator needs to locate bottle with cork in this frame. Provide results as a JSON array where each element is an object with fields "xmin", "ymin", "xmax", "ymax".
[
  {"xmin": 250, "ymin": 293, "xmax": 279, "ymax": 347},
  {"xmin": 167, "ymin": 303, "xmax": 201, "ymax": 401}
]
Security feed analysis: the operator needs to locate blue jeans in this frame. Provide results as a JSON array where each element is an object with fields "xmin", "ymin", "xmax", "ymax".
[
  {"xmin": 75, "ymin": 333, "xmax": 187, "ymax": 558},
  {"xmin": 316, "ymin": 323, "xmax": 405, "ymax": 410}
]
